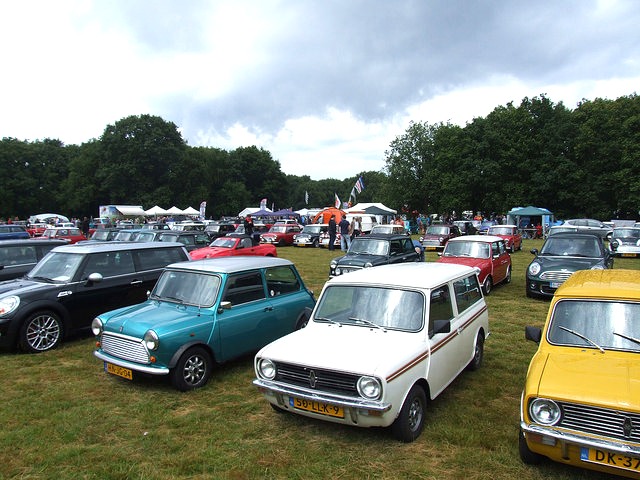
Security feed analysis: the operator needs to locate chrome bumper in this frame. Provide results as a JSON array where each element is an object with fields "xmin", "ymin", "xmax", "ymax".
[{"xmin": 94, "ymin": 350, "xmax": 170, "ymax": 376}]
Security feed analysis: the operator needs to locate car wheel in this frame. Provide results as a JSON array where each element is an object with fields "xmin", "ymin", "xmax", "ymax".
[
  {"xmin": 519, "ymin": 429, "xmax": 544, "ymax": 464},
  {"xmin": 467, "ymin": 332, "xmax": 484, "ymax": 371},
  {"xmin": 278, "ymin": 239, "xmax": 285, "ymax": 247},
  {"xmin": 482, "ymin": 275, "xmax": 493, "ymax": 295},
  {"xmin": 391, "ymin": 385, "xmax": 427, "ymax": 442},
  {"xmin": 19, "ymin": 311, "xmax": 63, "ymax": 353},
  {"xmin": 170, "ymin": 346, "xmax": 212, "ymax": 391},
  {"xmin": 313, "ymin": 239, "xmax": 319, "ymax": 248},
  {"xmin": 295, "ymin": 312, "xmax": 310, "ymax": 330},
  {"xmin": 504, "ymin": 266, "xmax": 512, "ymax": 284}
]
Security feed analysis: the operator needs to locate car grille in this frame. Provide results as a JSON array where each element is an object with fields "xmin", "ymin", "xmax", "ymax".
[
  {"xmin": 558, "ymin": 401, "xmax": 640, "ymax": 442},
  {"xmin": 421, "ymin": 240, "xmax": 441, "ymax": 247},
  {"xmin": 101, "ymin": 333, "xmax": 150, "ymax": 364},
  {"xmin": 274, "ymin": 362, "xmax": 360, "ymax": 397},
  {"xmin": 540, "ymin": 271, "xmax": 574, "ymax": 282}
]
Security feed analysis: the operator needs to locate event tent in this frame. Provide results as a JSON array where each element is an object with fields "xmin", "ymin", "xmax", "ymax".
[
  {"xmin": 144, "ymin": 205, "xmax": 168, "ymax": 216},
  {"xmin": 182, "ymin": 206, "xmax": 200, "ymax": 216},
  {"xmin": 506, "ymin": 206, "xmax": 554, "ymax": 232},
  {"xmin": 346, "ymin": 202, "xmax": 397, "ymax": 215}
]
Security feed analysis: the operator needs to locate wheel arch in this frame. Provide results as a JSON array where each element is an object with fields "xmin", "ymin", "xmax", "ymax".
[
  {"xmin": 168, "ymin": 340, "xmax": 216, "ymax": 369},
  {"xmin": 14, "ymin": 301, "xmax": 71, "ymax": 341}
]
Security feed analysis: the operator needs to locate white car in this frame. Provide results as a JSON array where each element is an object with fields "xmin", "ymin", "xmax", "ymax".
[{"xmin": 253, "ymin": 262, "xmax": 490, "ymax": 442}]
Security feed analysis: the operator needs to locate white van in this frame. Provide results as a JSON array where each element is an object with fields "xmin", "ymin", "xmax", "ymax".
[{"xmin": 346, "ymin": 214, "xmax": 378, "ymax": 234}]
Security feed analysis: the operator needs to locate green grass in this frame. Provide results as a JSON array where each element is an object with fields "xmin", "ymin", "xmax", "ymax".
[{"xmin": 0, "ymin": 239, "xmax": 637, "ymax": 479}]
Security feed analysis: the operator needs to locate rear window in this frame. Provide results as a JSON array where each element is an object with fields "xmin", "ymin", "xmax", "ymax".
[
  {"xmin": 135, "ymin": 247, "xmax": 188, "ymax": 271},
  {"xmin": 0, "ymin": 245, "xmax": 37, "ymax": 265}
]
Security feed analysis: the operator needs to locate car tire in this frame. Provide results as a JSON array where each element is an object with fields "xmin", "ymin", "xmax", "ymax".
[
  {"xmin": 391, "ymin": 385, "xmax": 427, "ymax": 442},
  {"xmin": 19, "ymin": 311, "xmax": 63, "ymax": 353},
  {"xmin": 482, "ymin": 275, "xmax": 493, "ymax": 295},
  {"xmin": 313, "ymin": 239, "xmax": 319, "ymax": 248},
  {"xmin": 171, "ymin": 346, "xmax": 213, "ymax": 391},
  {"xmin": 519, "ymin": 429, "xmax": 544, "ymax": 464},
  {"xmin": 467, "ymin": 332, "xmax": 484, "ymax": 371},
  {"xmin": 504, "ymin": 266, "xmax": 512, "ymax": 284}
]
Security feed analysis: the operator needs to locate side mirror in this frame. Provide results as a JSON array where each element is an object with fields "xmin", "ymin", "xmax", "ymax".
[
  {"xmin": 530, "ymin": 248, "xmax": 539, "ymax": 255},
  {"xmin": 86, "ymin": 272, "xmax": 103, "ymax": 285},
  {"xmin": 525, "ymin": 325, "xmax": 542, "ymax": 343},
  {"xmin": 217, "ymin": 300, "xmax": 232, "ymax": 314}
]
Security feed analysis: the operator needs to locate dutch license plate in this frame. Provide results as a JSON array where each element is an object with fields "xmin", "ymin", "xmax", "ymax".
[
  {"xmin": 426, "ymin": 246, "xmax": 436, "ymax": 251},
  {"xmin": 550, "ymin": 282, "xmax": 561, "ymax": 289},
  {"xmin": 289, "ymin": 397, "xmax": 344, "ymax": 418},
  {"xmin": 105, "ymin": 362, "xmax": 133, "ymax": 380},
  {"xmin": 581, "ymin": 447, "xmax": 640, "ymax": 473},
  {"xmin": 622, "ymin": 253, "xmax": 636, "ymax": 258}
]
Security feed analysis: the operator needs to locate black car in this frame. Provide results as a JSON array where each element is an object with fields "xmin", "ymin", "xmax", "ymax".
[
  {"xmin": 293, "ymin": 224, "xmax": 327, "ymax": 247},
  {"xmin": 0, "ymin": 242, "xmax": 189, "ymax": 353},
  {"xmin": 525, "ymin": 233, "xmax": 615, "ymax": 299},
  {"xmin": 0, "ymin": 239, "xmax": 67, "ymax": 281},
  {"xmin": 157, "ymin": 231, "xmax": 211, "ymax": 252},
  {"xmin": 329, "ymin": 234, "xmax": 421, "ymax": 276},
  {"xmin": 204, "ymin": 222, "xmax": 238, "ymax": 241}
]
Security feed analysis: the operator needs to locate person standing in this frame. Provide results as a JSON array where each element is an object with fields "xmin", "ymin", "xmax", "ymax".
[
  {"xmin": 81, "ymin": 216, "xmax": 90, "ymax": 238},
  {"xmin": 328, "ymin": 215, "xmax": 337, "ymax": 251},
  {"xmin": 339, "ymin": 215, "xmax": 351, "ymax": 251}
]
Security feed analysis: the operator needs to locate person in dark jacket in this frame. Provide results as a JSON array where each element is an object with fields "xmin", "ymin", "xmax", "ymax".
[{"xmin": 328, "ymin": 215, "xmax": 337, "ymax": 251}]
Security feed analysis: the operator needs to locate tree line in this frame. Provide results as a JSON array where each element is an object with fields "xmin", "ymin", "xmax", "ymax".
[{"xmin": 1, "ymin": 93, "xmax": 638, "ymax": 222}]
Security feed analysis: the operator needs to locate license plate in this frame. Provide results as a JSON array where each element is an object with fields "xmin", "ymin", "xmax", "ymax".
[
  {"xmin": 426, "ymin": 246, "xmax": 436, "ymax": 251},
  {"xmin": 581, "ymin": 447, "xmax": 640, "ymax": 473},
  {"xmin": 622, "ymin": 253, "xmax": 636, "ymax": 258},
  {"xmin": 105, "ymin": 362, "xmax": 133, "ymax": 380},
  {"xmin": 550, "ymin": 282, "xmax": 561, "ymax": 289},
  {"xmin": 289, "ymin": 397, "xmax": 344, "ymax": 418}
]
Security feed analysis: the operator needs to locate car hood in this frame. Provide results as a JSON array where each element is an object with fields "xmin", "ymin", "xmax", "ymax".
[
  {"xmin": 190, "ymin": 247, "xmax": 232, "ymax": 259},
  {"xmin": 257, "ymin": 323, "xmax": 424, "ymax": 377},
  {"xmin": 534, "ymin": 351, "xmax": 640, "ymax": 409},
  {"xmin": 438, "ymin": 256, "xmax": 486, "ymax": 269},
  {"xmin": 534, "ymin": 255, "xmax": 605, "ymax": 270},
  {"xmin": 0, "ymin": 277, "xmax": 54, "ymax": 297},
  {"xmin": 102, "ymin": 301, "xmax": 212, "ymax": 338},
  {"xmin": 336, "ymin": 254, "xmax": 386, "ymax": 266}
]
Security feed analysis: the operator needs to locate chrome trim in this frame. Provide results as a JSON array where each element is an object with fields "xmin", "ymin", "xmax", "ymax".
[
  {"xmin": 253, "ymin": 378, "xmax": 392, "ymax": 412},
  {"xmin": 521, "ymin": 421, "xmax": 640, "ymax": 456},
  {"xmin": 94, "ymin": 350, "xmax": 170, "ymax": 375}
]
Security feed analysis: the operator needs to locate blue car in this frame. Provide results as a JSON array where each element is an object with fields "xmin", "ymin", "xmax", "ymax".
[
  {"xmin": 0, "ymin": 225, "xmax": 30, "ymax": 240},
  {"xmin": 93, "ymin": 256, "xmax": 315, "ymax": 390}
]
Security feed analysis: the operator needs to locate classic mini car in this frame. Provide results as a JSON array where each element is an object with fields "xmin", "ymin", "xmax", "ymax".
[
  {"xmin": 88, "ymin": 228, "xmax": 122, "ymax": 241},
  {"xmin": 370, "ymin": 224, "xmax": 408, "ymax": 235},
  {"xmin": 486, "ymin": 225, "xmax": 523, "ymax": 252},
  {"xmin": 0, "ymin": 224, "xmax": 30, "ymax": 240},
  {"xmin": 157, "ymin": 231, "xmax": 211, "ymax": 252},
  {"xmin": 437, "ymin": 235, "xmax": 511, "ymax": 295},
  {"xmin": 420, "ymin": 224, "xmax": 461, "ymax": 251},
  {"xmin": 132, "ymin": 230, "xmax": 163, "ymax": 242},
  {"xmin": 610, "ymin": 227, "xmax": 640, "ymax": 258},
  {"xmin": 319, "ymin": 231, "xmax": 341, "ymax": 249},
  {"xmin": 26, "ymin": 223, "xmax": 49, "ymax": 237},
  {"xmin": 562, "ymin": 218, "xmax": 613, "ymax": 239},
  {"xmin": 330, "ymin": 234, "xmax": 421, "ymax": 277},
  {"xmin": 189, "ymin": 235, "xmax": 277, "ymax": 259},
  {"xmin": 520, "ymin": 269, "xmax": 640, "ymax": 478},
  {"xmin": 93, "ymin": 257, "xmax": 315, "ymax": 391},
  {"xmin": 204, "ymin": 222, "xmax": 238, "ymax": 240},
  {"xmin": 171, "ymin": 221, "xmax": 206, "ymax": 232},
  {"xmin": 0, "ymin": 242, "xmax": 189, "ymax": 352},
  {"xmin": 260, "ymin": 223, "xmax": 302, "ymax": 246},
  {"xmin": 37, "ymin": 227, "xmax": 86, "ymax": 244},
  {"xmin": 0, "ymin": 239, "xmax": 67, "ymax": 281},
  {"xmin": 253, "ymin": 262, "xmax": 489, "ymax": 442},
  {"xmin": 293, "ymin": 224, "xmax": 327, "ymax": 247},
  {"xmin": 526, "ymin": 233, "xmax": 615, "ymax": 299}
]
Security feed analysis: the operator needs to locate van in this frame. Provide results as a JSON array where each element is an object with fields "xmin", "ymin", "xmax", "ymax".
[{"xmin": 346, "ymin": 214, "xmax": 378, "ymax": 234}]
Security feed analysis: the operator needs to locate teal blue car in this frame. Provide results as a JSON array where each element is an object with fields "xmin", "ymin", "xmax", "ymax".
[{"xmin": 92, "ymin": 257, "xmax": 315, "ymax": 390}]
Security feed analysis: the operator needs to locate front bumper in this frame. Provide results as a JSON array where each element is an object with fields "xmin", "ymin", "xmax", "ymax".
[{"xmin": 94, "ymin": 350, "xmax": 170, "ymax": 375}]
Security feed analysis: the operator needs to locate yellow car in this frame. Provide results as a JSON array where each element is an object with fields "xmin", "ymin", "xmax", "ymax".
[{"xmin": 520, "ymin": 269, "xmax": 640, "ymax": 478}]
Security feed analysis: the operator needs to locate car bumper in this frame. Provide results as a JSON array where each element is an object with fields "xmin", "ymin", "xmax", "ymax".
[
  {"xmin": 253, "ymin": 378, "xmax": 394, "ymax": 427},
  {"xmin": 616, "ymin": 246, "xmax": 640, "ymax": 258},
  {"xmin": 526, "ymin": 278, "xmax": 558, "ymax": 298},
  {"xmin": 94, "ymin": 349, "xmax": 170, "ymax": 375}
]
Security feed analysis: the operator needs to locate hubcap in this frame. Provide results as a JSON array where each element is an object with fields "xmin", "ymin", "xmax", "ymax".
[
  {"xmin": 26, "ymin": 315, "xmax": 60, "ymax": 351},
  {"xmin": 408, "ymin": 398, "xmax": 423, "ymax": 431},
  {"xmin": 183, "ymin": 355, "xmax": 206, "ymax": 385}
]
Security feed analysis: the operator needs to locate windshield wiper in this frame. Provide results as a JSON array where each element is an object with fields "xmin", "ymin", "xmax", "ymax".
[
  {"xmin": 348, "ymin": 317, "xmax": 386, "ymax": 331},
  {"xmin": 315, "ymin": 316, "xmax": 342, "ymax": 327},
  {"xmin": 163, "ymin": 296, "xmax": 184, "ymax": 304},
  {"xmin": 558, "ymin": 325, "xmax": 605, "ymax": 353},
  {"xmin": 613, "ymin": 331, "xmax": 640, "ymax": 346},
  {"xmin": 29, "ymin": 276, "xmax": 55, "ymax": 283}
]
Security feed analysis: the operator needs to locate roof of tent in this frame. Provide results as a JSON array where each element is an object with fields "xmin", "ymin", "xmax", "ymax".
[
  {"xmin": 346, "ymin": 202, "xmax": 397, "ymax": 215},
  {"xmin": 182, "ymin": 206, "xmax": 199, "ymax": 215},
  {"xmin": 144, "ymin": 205, "xmax": 168, "ymax": 216},
  {"xmin": 165, "ymin": 206, "xmax": 184, "ymax": 215},
  {"xmin": 507, "ymin": 206, "xmax": 553, "ymax": 216},
  {"xmin": 239, "ymin": 207, "xmax": 272, "ymax": 217},
  {"xmin": 114, "ymin": 205, "xmax": 146, "ymax": 216}
]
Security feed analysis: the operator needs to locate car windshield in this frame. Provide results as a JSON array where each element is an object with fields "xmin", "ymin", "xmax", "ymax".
[
  {"xmin": 91, "ymin": 231, "xmax": 111, "ymax": 240},
  {"xmin": 302, "ymin": 226, "xmax": 321, "ymax": 234},
  {"xmin": 349, "ymin": 238, "xmax": 389, "ymax": 255},
  {"xmin": 488, "ymin": 227, "xmax": 514, "ymax": 236},
  {"xmin": 426, "ymin": 226, "xmax": 449, "ymax": 235},
  {"xmin": 210, "ymin": 237, "xmax": 236, "ymax": 248},
  {"xmin": 540, "ymin": 237, "xmax": 601, "ymax": 257},
  {"xmin": 443, "ymin": 241, "xmax": 490, "ymax": 259},
  {"xmin": 372, "ymin": 226, "xmax": 396, "ymax": 234},
  {"xmin": 151, "ymin": 270, "xmax": 221, "ymax": 306},
  {"xmin": 27, "ymin": 252, "xmax": 84, "ymax": 282},
  {"xmin": 548, "ymin": 300, "xmax": 640, "ymax": 352},
  {"xmin": 269, "ymin": 226, "xmax": 287, "ymax": 233},
  {"xmin": 314, "ymin": 285, "xmax": 424, "ymax": 331},
  {"xmin": 135, "ymin": 232, "xmax": 155, "ymax": 242},
  {"xmin": 613, "ymin": 229, "xmax": 640, "ymax": 239}
]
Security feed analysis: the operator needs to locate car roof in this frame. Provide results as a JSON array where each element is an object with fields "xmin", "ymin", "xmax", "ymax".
[
  {"xmin": 488, "ymin": 224, "xmax": 517, "ymax": 228},
  {"xmin": 355, "ymin": 234, "xmax": 409, "ymax": 240},
  {"xmin": 448, "ymin": 234, "xmax": 503, "ymax": 243},
  {"xmin": 51, "ymin": 241, "xmax": 185, "ymax": 254},
  {"xmin": 327, "ymin": 262, "xmax": 478, "ymax": 290},
  {"xmin": 544, "ymin": 232, "xmax": 602, "ymax": 240},
  {"xmin": 0, "ymin": 239, "xmax": 68, "ymax": 246},
  {"xmin": 555, "ymin": 269, "xmax": 640, "ymax": 300},
  {"xmin": 168, "ymin": 256, "xmax": 293, "ymax": 273}
]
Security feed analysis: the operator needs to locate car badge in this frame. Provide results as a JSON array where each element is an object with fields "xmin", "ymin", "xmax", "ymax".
[
  {"xmin": 308, "ymin": 370, "xmax": 317, "ymax": 388},
  {"xmin": 119, "ymin": 326, "xmax": 124, "ymax": 333},
  {"xmin": 623, "ymin": 417, "xmax": 633, "ymax": 438}
]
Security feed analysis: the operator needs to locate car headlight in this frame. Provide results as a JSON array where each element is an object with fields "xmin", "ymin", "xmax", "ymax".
[
  {"xmin": 357, "ymin": 376, "xmax": 382, "ymax": 400},
  {"xmin": 91, "ymin": 317, "xmax": 103, "ymax": 336},
  {"xmin": 143, "ymin": 330, "xmax": 159, "ymax": 351},
  {"xmin": 528, "ymin": 262, "xmax": 541, "ymax": 276},
  {"xmin": 438, "ymin": 236, "xmax": 445, "ymax": 243},
  {"xmin": 257, "ymin": 358, "xmax": 276, "ymax": 379},
  {"xmin": 364, "ymin": 262, "xmax": 373, "ymax": 268},
  {"xmin": 330, "ymin": 260, "xmax": 337, "ymax": 268},
  {"xmin": 529, "ymin": 398, "xmax": 561, "ymax": 425},
  {"xmin": 0, "ymin": 295, "xmax": 20, "ymax": 316},
  {"xmin": 590, "ymin": 264, "xmax": 605, "ymax": 270}
]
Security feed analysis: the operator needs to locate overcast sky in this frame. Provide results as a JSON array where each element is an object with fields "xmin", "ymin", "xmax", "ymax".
[{"xmin": 1, "ymin": 0, "xmax": 638, "ymax": 180}]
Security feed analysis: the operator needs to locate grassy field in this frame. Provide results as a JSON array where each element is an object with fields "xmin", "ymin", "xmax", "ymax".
[{"xmin": 1, "ymin": 239, "xmax": 638, "ymax": 480}]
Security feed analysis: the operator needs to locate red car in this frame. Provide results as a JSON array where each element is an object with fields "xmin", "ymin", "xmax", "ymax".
[
  {"xmin": 420, "ymin": 224, "xmax": 461, "ymax": 251},
  {"xmin": 27, "ymin": 223, "xmax": 49, "ymax": 237},
  {"xmin": 260, "ymin": 223, "xmax": 302, "ymax": 246},
  {"xmin": 437, "ymin": 235, "xmax": 512, "ymax": 294},
  {"xmin": 190, "ymin": 235, "xmax": 277, "ymax": 260},
  {"xmin": 36, "ymin": 227, "xmax": 87, "ymax": 244},
  {"xmin": 486, "ymin": 224, "xmax": 522, "ymax": 252}
]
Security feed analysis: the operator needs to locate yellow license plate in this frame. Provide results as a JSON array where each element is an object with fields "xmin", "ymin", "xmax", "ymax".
[
  {"xmin": 426, "ymin": 246, "xmax": 436, "ymax": 251},
  {"xmin": 621, "ymin": 253, "xmax": 637, "ymax": 257},
  {"xmin": 105, "ymin": 362, "xmax": 133, "ymax": 380},
  {"xmin": 289, "ymin": 397, "xmax": 344, "ymax": 418},
  {"xmin": 581, "ymin": 447, "xmax": 640, "ymax": 473}
]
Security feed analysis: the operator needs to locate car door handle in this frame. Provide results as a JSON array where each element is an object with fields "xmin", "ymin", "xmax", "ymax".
[{"xmin": 131, "ymin": 280, "xmax": 143, "ymax": 286}]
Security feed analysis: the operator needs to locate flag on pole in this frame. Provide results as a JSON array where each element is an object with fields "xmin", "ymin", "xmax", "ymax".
[
  {"xmin": 354, "ymin": 176, "xmax": 365, "ymax": 193},
  {"xmin": 260, "ymin": 198, "xmax": 267, "ymax": 210},
  {"xmin": 305, "ymin": 191, "xmax": 309, "ymax": 205},
  {"xmin": 199, "ymin": 201, "xmax": 207, "ymax": 220},
  {"xmin": 334, "ymin": 193, "xmax": 341, "ymax": 209},
  {"xmin": 350, "ymin": 187, "xmax": 356, "ymax": 201}
]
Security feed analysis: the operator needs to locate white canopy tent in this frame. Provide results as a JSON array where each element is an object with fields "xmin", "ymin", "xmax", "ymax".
[
  {"xmin": 165, "ymin": 206, "xmax": 184, "ymax": 215},
  {"xmin": 144, "ymin": 205, "xmax": 169, "ymax": 216},
  {"xmin": 182, "ymin": 206, "xmax": 200, "ymax": 216}
]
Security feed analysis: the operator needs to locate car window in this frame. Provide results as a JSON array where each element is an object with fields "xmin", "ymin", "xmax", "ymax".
[
  {"xmin": 81, "ymin": 251, "xmax": 135, "ymax": 278},
  {"xmin": 1, "ymin": 245, "xmax": 37, "ymax": 265},
  {"xmin": 428, "ymin": 285, "xmax": 453, "ymax": 336},
  {"xmin": 239, "ymin": 238, "xmax": 253, "ymax": 248},
  {"xmin": 453, "ymin": 276, "xmax": 482, "ymax": 314},
  {"xmin": 223, "ymin": 272, "xmax": 266, "ymax": 305},
  {"xmin": 135, "ymin": 247, "xmax": 187, "ymax": 271},
  {"xmin": 266, "ymin": 265, "xmax": 300, "ymax": 296},
  {"xmin": 152, "ymin": 270, "xmax": 220, "ymax": 306}
]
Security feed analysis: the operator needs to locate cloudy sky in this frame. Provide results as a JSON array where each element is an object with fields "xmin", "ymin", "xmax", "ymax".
[{"xmin": 1, "ymin": 1, "xmax": 639, "ymax": 180}]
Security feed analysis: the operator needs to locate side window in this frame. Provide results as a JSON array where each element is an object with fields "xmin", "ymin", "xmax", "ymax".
[
  {"xmin": 135, "ymin": 247, "xmax": 186, "ymax": 271},
  {"xmin": 81, "ymin": 251, "xmax": 135, "ymax": 279},
  {"xmin": 389, "ymin": 240, "xmax": 402, "ymax": 255},
  {"xmin": 1, "ymin": 246, "xmax": 37, "ymax": 265},
  {"xmin": 195, "ymin": 234, "xmax": 209, "ymax": 245},
  {"xmin": 402, "ymin": 239, "xmax": 415, "ymax": 254},
  {"xmin": 240, "ymin": 238, "xmax": 253, "ymax": 248},
  {"xmin": 223, "ymin": 272, "xmax": 265, "ymax": 305},
  {"xmin": 428, "ymin": 285, "xmax": 453, "ymax": 336},
  {"xmin": 453, "ymin": 275, "xmax": 482, "ymax": 314},
  {"xmin": 266, "ymin": 265, "xmax": 300, "ymax": 296},
  {"xmin": 491, "ymin": 242, "xmax": 500, "ymax": 256}
]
